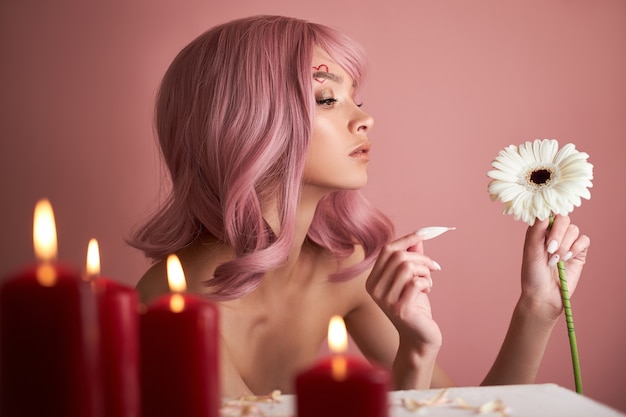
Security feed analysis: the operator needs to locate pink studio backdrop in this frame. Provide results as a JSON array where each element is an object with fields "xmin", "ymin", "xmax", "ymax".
[{"xmin": 1, "ymin": 0, "xmax": 625, "ymax": 412}]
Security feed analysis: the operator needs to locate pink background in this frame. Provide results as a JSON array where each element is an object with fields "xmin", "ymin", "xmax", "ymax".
[{"xmin": 1, "ymin": 0, "xmax": 625, "ymax": 412}]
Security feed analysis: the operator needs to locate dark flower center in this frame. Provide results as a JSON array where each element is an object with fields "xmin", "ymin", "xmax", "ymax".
[{"xmin": 528, "ymin": 168, "xmax": 552, "ymax": 186}]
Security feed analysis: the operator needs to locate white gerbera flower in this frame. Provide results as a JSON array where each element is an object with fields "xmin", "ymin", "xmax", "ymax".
[{"xmin": 487, "ymin": 139, "xmax": 593, "ymax": 225}]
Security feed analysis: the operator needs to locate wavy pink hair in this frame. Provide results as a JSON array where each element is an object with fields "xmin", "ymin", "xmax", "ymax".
[{"xmin": 129, "ymin": 15, "xmax": 394, "ymax": 300}]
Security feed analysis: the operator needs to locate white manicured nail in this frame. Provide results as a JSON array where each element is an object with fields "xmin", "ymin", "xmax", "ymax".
[
  {"xmin": 562, "ymin": 251, "xmax": 573, "ymax": 262},
  {"xmin": 548, "ymin": 254, "xmax": 560, "ymax": 267},
  {"xmin": 416, "ymin": 226, "xmax": 456, "ymax": 241},
  {"xmin": 432, "ymin": 260, "xmax": 442, "ymax": 271},
  {"xmin": 547, "ymin": 240, "xmax": 559, "ymax": 254}
]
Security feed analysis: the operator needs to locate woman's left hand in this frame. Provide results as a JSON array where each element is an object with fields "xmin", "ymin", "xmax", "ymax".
[{"xmin": 520, "ymin": 214, "xmax": 590, "ymax": 318}]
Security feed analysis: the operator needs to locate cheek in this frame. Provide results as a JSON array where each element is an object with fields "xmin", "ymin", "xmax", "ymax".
[
  {"xmin": 311, "ymin": 112, "xmax": 342, "ymax": 148},
  {"xmin": 303, "ymin": 135, "xmax": 324, "ymax": 176},
  {"xmin": 309, "ymin": 120, "xmax": 329, "ymax": 157},
  {"xmin": 312, "ymin": 113, "xmax": 329, "ymax": 137},
  {"xmin": 303, "ymin": 127, "xmax": 337, "ymax": 183}
]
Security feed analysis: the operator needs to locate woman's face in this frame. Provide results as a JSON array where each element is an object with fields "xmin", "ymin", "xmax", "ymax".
[{"xmin": 303, "ymin": 47, "xmax": 374, "ymax": 194}]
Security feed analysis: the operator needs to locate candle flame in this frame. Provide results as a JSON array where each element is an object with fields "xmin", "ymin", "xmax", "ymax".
[
  {"xmin": 33, "ymin": 199, "xmax": 57, "ymax": 262},
  {"xmin": 328, "ymin": 315, "xmax": 348, "ymax": 354},
  {"xmin": 328, "ymin": 316, "xmax": 348, "ymax": 381},
  {"xmin": 33, "ymin": 199, "xmax": 58, "ymax": 286},
  {"xmin": 167, "ymin": 254, "xmax": 187, "ymax": 293},
  {"xmin": 86, "ymin": 238, "xmax": 100, "ymax": 277},
  {"xmin": 167, "ymin": 254, "xmax": 187, "ymax": 312}
]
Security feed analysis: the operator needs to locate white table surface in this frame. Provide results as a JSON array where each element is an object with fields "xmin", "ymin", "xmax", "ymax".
[{"xmin": 221, "ymin": 383, "xmax": 625, "ymax": 416}]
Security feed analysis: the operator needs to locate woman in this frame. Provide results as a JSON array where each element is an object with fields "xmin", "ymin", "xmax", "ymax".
[{"xmin": 130, "ymin": 15, "xmax": 590, "ymax": 397}]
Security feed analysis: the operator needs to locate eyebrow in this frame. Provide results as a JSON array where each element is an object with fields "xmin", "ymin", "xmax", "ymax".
[{"xmin": 312, "ymin": 71, "xmax": 343, "ymax": 83}]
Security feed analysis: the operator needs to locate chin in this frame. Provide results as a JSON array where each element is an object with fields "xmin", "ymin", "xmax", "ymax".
[{"xmin": 305, "ymin": 173, "xmax": 368, "ymax": 194}]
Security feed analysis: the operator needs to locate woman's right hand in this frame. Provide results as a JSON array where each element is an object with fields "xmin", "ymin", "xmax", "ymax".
[{"xmin": 365, "ymin": 232, "xmax": 443, "ymax": 353}]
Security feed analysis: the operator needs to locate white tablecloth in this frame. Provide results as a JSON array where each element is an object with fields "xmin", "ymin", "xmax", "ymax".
[{"xmin": 221, "ymin": 383, "xmax": 625, "ymax": 416}]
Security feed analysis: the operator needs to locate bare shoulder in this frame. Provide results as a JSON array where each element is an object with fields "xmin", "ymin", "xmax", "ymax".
[
  {"xmin": 135, "ymin": 238, "xmax": 235, "ymax": 304},
  {"xmin": 135, "ymin": 260, "xmax": 169, "ymax": 304},
  {"xmin": 340, "ymin": 244, "xmax": 372, "ymax": 299},
  {"xmin": 318, "ymin": 244, "xmax": 372, "ymax": 312}
]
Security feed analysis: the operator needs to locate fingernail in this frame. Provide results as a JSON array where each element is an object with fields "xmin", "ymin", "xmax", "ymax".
[
  {"xmin": 429, "ymin": 277, "xmax": 433, "ymax": 288},
  {"xmin": 562, "ymin": 251, "xmax": 573, "ymax": 262},
  {"xmin": 416, "ymin": 226, "xmax": 456, "ymax": 241},
  {"xmin": 548, "ymin": 254, "xmax": 560, "ymax": 267},
  {"xmin": 432, "ymin": 260, "xmax": 442, "ymax": 271},
  {"xmin": 547, "ymin": 240, "xmax": 559, "ymax": 254}
]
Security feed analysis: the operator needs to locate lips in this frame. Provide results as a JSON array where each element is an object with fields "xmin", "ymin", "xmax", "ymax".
[{"xmin": 349, "ymin": 142, "xmax": 371, "ymax": 158}]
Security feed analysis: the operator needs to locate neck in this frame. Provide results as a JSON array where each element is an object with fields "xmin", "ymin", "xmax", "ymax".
[{"xmin": 264, "ymin": 185, "xmax": 330, "ymax": 273}]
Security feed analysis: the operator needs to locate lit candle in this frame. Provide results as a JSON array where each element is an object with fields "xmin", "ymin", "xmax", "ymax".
[
  {"xmin": 295, "ymin": 315, "xmax": 390, "ymax": 417},
  {"xmin": 140, "ymin": 254, "xmax": 220, "ymax": 417},
  {"xmin": 87, "ymin": 239, "xmax": 141, "ymax": 417},
  {"xmin": 0, "ymin": 199, "xmax": 103, "ymax": 417}
]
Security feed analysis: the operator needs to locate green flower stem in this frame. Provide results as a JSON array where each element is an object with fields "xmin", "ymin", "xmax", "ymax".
[
  {"xmin": 549, "ymin": 214, "xmax": 583, "ymax": 394},
  {"xmin": 556, "ymin": 259, "xmax": 583, "ymax": 394}
]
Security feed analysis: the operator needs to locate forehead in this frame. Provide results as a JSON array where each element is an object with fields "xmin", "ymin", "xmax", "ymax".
[{"xmin": 311, "ymin": 47, "xmax": 352, "ymax": 83}]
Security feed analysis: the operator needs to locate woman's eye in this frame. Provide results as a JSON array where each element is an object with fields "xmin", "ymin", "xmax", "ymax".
[{"xmin": 316, "ymin": 97, "xmax": 338, "ymax": 107}]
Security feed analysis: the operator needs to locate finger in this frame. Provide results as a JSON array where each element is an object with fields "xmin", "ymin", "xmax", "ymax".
[
  {"xmin": 389, "ymin": 277, "xmax": 432, "ymax": 323},
  {"xmin": 404, "ymin": 277, "xmax": 432, "ymax": 302},
  {"xmin": 387, "ymin": 283, "xmax": 418, "ymax": 324},
  {"xmin": 369, "ymin": 233, "xmax": 426, "ymax": 283},
  {"xmin": 568, "ymin": 234, "xmax": 591, "ymax": 262},
  {"xmin": 387, "ymin": 231, "xmax": 424, "ymax": 251},
  {"xmin": 396, "ymin": 277, "xmax": 432, "ymax": 319},
  {"xmin": 371, "ymin": 252, "xmax": 432, "ymax": 301},
  {"xmin": 417, "ymin": 275, "xmax": 433, "ymax": 293},
  {"xmin": 555, "ymin": 224, "xmax": 580, "ymax": 262},
  {"xmin": 548, "ymin": 223, "xmax": 578, "ymax": 266},
  {"xmin": 376, "ymin": 256, "xmax": 414, "ymax": 301},
  {"xmin": 385, "ymin": 264, "xmax": 432, "ymax": 304},
  {"xmin": 407, "ymin": 240, "xmax": 424, "ymax": 254},
  {"xmin": 526, "ymin": 217, "xmax": 550, "ymax": 247},
  {"xmin": 546, "ymin": 214, "xmax": 571, "ymax": 255}
]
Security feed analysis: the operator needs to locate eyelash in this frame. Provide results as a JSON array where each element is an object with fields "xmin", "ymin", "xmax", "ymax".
[
  {"xmin": 316, "ymin": 97, "xmax": 338, "ymax": 107},
  {"xmin": 315, "ymin": 98, "xmax": 364, "ymax": 108}
]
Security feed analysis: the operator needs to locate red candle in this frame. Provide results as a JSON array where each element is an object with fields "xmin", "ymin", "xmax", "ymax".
[
  {"xmin": 140, "ymin": 254, "xmax": 220, "ymax": 417},
  {"xmin": 295, "ymin": 316, "xmax": 390, "ymax": 417},
  {"xmin": 87, "ymin": 239, "xmax": 141, "ymax": 417},
  {"xmin": 0, "ymin": 199, "xmax": 103, "ymax": 417}
]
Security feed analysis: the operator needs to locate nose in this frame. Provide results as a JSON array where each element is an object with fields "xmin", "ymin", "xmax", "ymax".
[{"xmin": 349, "ymin": 105, "xmax": 374, "ymax": 134}]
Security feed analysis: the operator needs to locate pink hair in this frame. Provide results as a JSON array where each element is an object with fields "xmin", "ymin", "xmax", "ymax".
[{"xmin": 129, "ymin": 15, "xmax": 394, "ymax": 300}]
